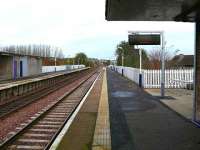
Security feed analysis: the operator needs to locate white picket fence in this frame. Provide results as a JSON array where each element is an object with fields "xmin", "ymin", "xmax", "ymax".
[
  {"xmin": 42, "ymin": 65, "xmax": 85, "ymax": 73},
  {"xmin": 110, "ymin": 66, "xmax": 194, "ymax": 88}
]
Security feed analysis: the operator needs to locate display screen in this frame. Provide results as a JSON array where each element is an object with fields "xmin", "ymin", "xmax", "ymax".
[{"xmin": 129, "ymin": 34, "xmax": 161, "ymax": 45}]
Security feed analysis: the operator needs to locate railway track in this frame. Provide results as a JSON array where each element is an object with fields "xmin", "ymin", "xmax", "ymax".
[
  {"xmin": 0, "ymin": 69, "xmax": 101, "ymax": 150},
  {"xmin": 0, "ymin": 68, "xmax": 92, "ymax": 119}
]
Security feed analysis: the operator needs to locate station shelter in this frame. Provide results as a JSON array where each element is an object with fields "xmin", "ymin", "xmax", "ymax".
[{"xmin": 0, "ymin": 52, "xmax": 42, "ymax": 80}]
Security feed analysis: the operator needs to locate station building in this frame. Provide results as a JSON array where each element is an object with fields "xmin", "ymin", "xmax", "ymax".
[{"xmin": 0, "ymin": 52, "xmax": 42, "ymax": 80}]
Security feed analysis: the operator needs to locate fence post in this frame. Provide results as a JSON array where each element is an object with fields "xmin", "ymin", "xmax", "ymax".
[{"xmin": 139, "ymin": 73, "xmax": 142, "ymax": 87}]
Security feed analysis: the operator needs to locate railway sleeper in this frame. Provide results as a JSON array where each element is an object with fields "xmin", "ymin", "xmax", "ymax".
[
  {"xmin": 23, "ymin": 133, "xmax": 52, "ymax": 138},
  {"xmin": 33, "ymin": 124, "xmax": 61, "ymax": 128},
  {"xmin": 38, "ymin": 121, "xmax": 63, "ymax": 125},
  {"xmin": 28, "ymin": 128, "xmax": 57, "ymax": 133},
  {"xmin": 8, "ymin": 145, "xmax": 43, "ymax": 150},
  {"xmin": 16, "ymin": 138, "xmax": 49, "ymax": 145}
]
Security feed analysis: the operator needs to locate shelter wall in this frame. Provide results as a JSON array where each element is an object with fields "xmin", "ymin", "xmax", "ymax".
[
  {"xmin": 0, "ymin": 55, "xmax": 43, "ymax": 80},
  {"xmin": 27, "ymin": 57, "xmax": 42, "ymax": 76},
  {"xmin": 0, "ymin": 55, "xmax": 13, "ymax": 80},
  {"xmin": 13, "ymin": 56, "xmax": 42, "ymax": 77}
]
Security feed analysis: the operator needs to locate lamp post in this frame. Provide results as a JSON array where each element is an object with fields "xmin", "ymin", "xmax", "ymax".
[
  {"xmin": 139, "ymin": 47, "xmax": 142, "ymax": 87},
  {"xmin": 54, "ymin": 47, "xmax": 58, "ymax": 72},
  {"xmin": 78, "ymin": 58, "xmax": 80, "ymax": 69},
  {"xmin": 73, "ymin": 58, "xmax": 75, "ymax": 70},
  {"xmin": 119, "ymin": 46, "xmax": 124, "ymax": 67},
  {"xmin": 68, "ymin": 55, "xmax": 70, "ymax": 64},
  {"xmin": 122, "ymin": 51, "xmax": 124, "ymax": 66},
  {"xmin": 54, "ymin": 56, "xmax": 57, "ymax": 72},
  {"xmin": 121, "ymin": 49, "xmax": 124, "ymax": 76},
  {"xmin": 67, "ymin": 55, "xmax": 70, "ymax": 70}
]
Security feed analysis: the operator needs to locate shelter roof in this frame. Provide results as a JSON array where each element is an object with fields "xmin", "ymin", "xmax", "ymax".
[{"xmin": 106, "ymin": 0, "xmax": 199, "ymax": 22}]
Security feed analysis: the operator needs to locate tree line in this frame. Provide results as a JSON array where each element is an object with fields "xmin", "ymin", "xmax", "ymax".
[
  {"xmin": 115, "ymin": 41, "xmax": 179, "ymax": 69},
  {"xmin": 43, "ymin": 52, "xmax": 101, "ymax": 67},
  {"xmin": 0, "ymin": 44, "xmax": 64, "ymax": 58}
]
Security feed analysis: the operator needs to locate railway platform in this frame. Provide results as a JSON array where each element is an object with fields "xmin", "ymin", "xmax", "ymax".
[
  {"xmin": 0, "ymin": 68, "xmax": 89, "ymax": 105},
  {"xmin": 53, "ymin": 68, "xmax": 200, "ymax": 150},
  {"xmin": 1, "ymin": 67, "xmax": 200, "ymax": 150},
  {"xmin": 107, "ymin": 69, "xmax": 200, "ymax": 150},
  {"xmin": 0, "ymin": 70, "xmax": 70, "ymax": 84},
  {"xmin": 50, "ymin": 68, "xmax": 111, "ymax": 150},
  {"xmin": 0, "ymin": 68, "xmax": 88, "ymax": 89}
]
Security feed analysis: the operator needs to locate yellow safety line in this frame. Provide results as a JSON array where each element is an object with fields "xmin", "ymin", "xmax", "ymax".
[{"xmin": 92, "ymin": 68, "xmax": 111, "ymax": 150}]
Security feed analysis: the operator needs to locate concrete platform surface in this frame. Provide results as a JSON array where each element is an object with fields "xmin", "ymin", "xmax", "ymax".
[
  {"xmin": 0, "ymin": 68, "xmax": 88, "ymax": 90},
  {"xmin": 107, "ymin": 69, "xmax": 200, "ymax": 150},
  {"xmin": 145, "ymin": 88, "xmax": 193, "ymax": 120}
]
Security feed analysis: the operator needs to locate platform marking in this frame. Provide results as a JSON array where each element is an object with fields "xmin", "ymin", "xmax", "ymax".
[{"xmin": 92, "ymin": 69, "xmax": 111, "ymax": 150}]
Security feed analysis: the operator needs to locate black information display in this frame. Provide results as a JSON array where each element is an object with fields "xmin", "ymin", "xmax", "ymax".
[{"xmin": 129, "ymin": 34, "xmax": 160, "ymax": 45}]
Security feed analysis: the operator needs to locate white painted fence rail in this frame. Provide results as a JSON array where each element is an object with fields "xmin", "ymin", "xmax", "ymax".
[
  {"xmin": 42, "ymin": 65, "xmax": 85, "ymax": 73},
  {"xmin": 110, "ymin": 65, "xmax": 193, "ymax": 89}
]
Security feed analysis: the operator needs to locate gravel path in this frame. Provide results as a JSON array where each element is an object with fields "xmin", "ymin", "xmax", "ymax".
[{"xmin": 0, "ymin": 72, "xmax": 93, "ymax": 143}]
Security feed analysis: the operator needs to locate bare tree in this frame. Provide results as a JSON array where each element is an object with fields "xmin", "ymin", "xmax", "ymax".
[
  {"xmin": 148, "ymin": 46, "xmax": 177, "ymax": 69},
  {"xmin": 57, "ymin": 49, "xmax": 64, "ymax": 58},
  {"xmin": 0, "ymin": 44, "xmax": 65, "ymax": 59}
]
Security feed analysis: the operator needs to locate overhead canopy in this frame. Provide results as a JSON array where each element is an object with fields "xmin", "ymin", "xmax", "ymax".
[{"xmin": 106, "ymin": 0, "xmax": 199, "ymax": 22}]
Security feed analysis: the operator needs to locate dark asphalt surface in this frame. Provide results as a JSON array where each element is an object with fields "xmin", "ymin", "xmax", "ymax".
[{"xmin": 107, "ymin": 69, "xmax": 200, "ymax": 150}]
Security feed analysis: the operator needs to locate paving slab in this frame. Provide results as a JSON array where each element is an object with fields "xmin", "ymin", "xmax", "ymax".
[
  {"xmin": 107, "ymin": 69, "xmax": 200, "ymax": 150},
  {"xmin": 145, "ymin": 88, "xmax": 193, "ymax": 120}
]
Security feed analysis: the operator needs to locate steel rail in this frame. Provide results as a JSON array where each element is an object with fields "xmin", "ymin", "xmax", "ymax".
[
  {"xmin": 0, "ymin": 69, "xmax": 100, "ymax": 150},
  {"xmin": 0, "ymin": 68, "xmax": 91, "ymax": 119}
]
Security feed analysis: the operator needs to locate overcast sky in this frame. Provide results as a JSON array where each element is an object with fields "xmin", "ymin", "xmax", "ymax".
[{"xmin": 0, "ymin": 0, "xmax": 195, "ymax": 59}]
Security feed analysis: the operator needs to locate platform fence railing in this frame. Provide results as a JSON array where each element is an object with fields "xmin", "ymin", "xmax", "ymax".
[
  {"xmin": 110, "ymin": 65, "xmax": 193, "ymax": 89},
  {"xmin": 42, "ymin": 65, "xmax": 85, "ymax": 73}
]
